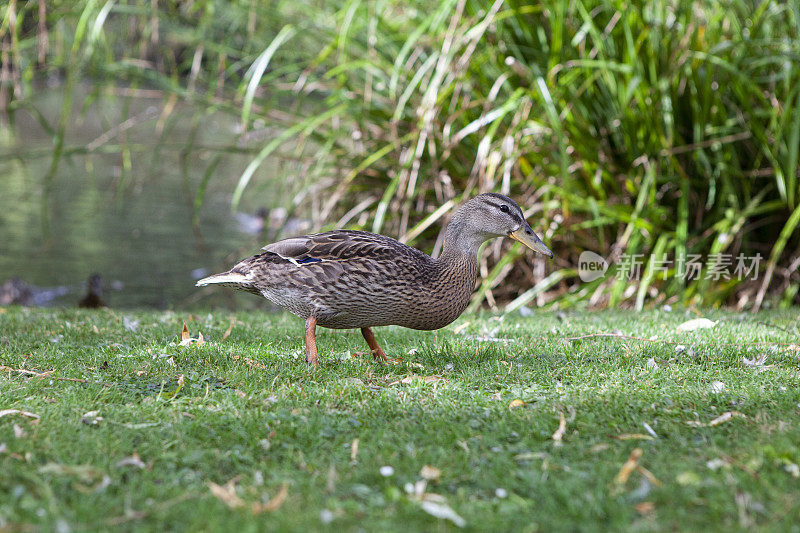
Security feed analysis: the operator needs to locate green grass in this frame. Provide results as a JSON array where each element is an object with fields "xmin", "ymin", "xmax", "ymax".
[{"xmin": 1, "ymin": 307, "xmax": 799, "ymax": 531}]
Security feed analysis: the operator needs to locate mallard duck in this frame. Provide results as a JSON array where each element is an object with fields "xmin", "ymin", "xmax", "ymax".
[
  {"xmin": 0, "ymin": 278, "xmax": 33, "ymax": 306},
  {"xmin": 78, "ymin": 274, "xmax": 106, "ymax": 309},
  {"xmin": 197, "ymin": 193, "xmax": 552, "ymax": 366}
]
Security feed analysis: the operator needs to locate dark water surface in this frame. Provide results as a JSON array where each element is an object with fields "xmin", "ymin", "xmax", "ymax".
[{"xmin": 0, "ymin": 86, "xmax": 291, "ymax": 309}]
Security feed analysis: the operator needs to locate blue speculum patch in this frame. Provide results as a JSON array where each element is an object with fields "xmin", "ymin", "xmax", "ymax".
[{"xmin": 297, "ymin": 257, "xmax": 322, "ymax": 264}]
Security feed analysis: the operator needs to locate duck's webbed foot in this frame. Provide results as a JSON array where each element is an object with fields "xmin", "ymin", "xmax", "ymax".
[
  {"xmin": 360, "ymin": 327, "xmax": 389, "ymax": 362},
  {"xmin": 305, "ymin": 316, "xmax": 319, "ymax": 367}
]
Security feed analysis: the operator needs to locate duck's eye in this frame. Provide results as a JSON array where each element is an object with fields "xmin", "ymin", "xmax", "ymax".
[{"xmin": 499, "ymin": 205, "xmax": 509, "ymax": 213}]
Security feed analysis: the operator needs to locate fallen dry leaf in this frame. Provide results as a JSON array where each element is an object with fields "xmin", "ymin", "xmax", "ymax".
[
  {"xmin": 209, "ymin": 480, "xmax": 244, "ymax": 509},
  {"xmin": 405, "ymin": 479, "xmax": 428, "ymax": 499},
  {"xmin": 179, "ymin": 323, "xmax": 206, "ymax": 346},
  {"xmin": 420, "ymin": 465, "xmax": 441, "ymax": 481},
  {"xmin": 635, "ymin": 502, "xmax": 655, "ymax": 514},
  {"xmin": 350, "ymin": 438, "xmax": 359, "ymax": 462},
  {"xmin": 419, "ymin": 500, "xmax": 465, "ymax": 528},
  {"xmin": 677, "ymin": 318, "xmax": 717, "ymax": 332},
  {"xmin": 421, "ymin": 492, "xmax": 446, "ymax": 503},
  {"xmin": 508, "ymin": 399, "xmax": 526, "ymax": 410},
  {"xmin": 116, "ymin": 453, "xmax": 146, "ymax": 469},
  {"xmin": 209, "ymin": 478, "xmax": 288, "ymax": 514},
  {"xmin": 0, "ymin": 409, "xmax": 40, "ymax": 421},
  {"xmin": 614, "ymin": 448, "xmax": 643, "ymax": 485},
  {"xmin": 81, "ymin": 411, "xmax": 103, "ymax": 425},
  {"xmin": 709, "ymin": 411, "xmax": 746, "ymax": 426},
  {"xmin": 709, "ymin": 381, "xmax": 726, "ymax": 393},
  {"xmin": 687, "ymin": 411, "xmax": 746, "ymax": 428},
  {"xmin": 706, "ymin": 458, "xmax": 729, "ymax": 471},
  {"xmin": 742, "ymin": 354, "xmax": 775, "ymax": 372},
  {"xmin": 222, "ymin": 321, "xmax": 234, "ymax": 340},
  {"xmin": 552, "ymin": 411, "xmax": 567, "ymax": 446},
  {"xmin": 123, "ymin": 317, "xmax": 140, "ymax": 332}
]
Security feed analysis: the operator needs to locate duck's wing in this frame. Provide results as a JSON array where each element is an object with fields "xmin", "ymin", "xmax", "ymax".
[
  {"xmin": 261, "ymin": 230, "xmax": 427, "ymax": 264},
  {"xmin": 233, "ymin": 230, "xmax": 435, "ymax": 302}
]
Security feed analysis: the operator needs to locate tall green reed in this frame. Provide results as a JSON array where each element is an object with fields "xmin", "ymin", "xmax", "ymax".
[{"xmin": 251, "ymin": 0, "xmax": 800, "ymax": 311}]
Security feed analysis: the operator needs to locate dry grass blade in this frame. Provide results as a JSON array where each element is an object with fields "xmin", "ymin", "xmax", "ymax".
[
  {"xmin": 614, "ymin": 448, "xmax": 643, "ymax": 486},
  {"xmin": 253, "ymin": 484, "xmax": 289, "ymax": 513},
  {"xmin": 613, "ymin": 434, "xmax": 654, "ymax": 441},
  {"xmin": 636, "ymin": 466, "xmax": 662, "ymax": 487},
  {"xmin": 551, "ymin": 411, "xmax": 567, "ymax": 446}
]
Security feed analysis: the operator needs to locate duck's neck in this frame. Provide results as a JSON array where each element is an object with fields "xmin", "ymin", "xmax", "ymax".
[
  {"xmin": 435, "ymin": 220, "xmax": 483, "ymax": 282},
  {"xmin": 402, "ymin": 220, "xmax": 483, "ymax": 330}
]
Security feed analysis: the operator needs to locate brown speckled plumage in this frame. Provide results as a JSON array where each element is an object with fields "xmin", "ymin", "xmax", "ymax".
[{"xmin": 197, "ymin": 193, "xmax": 552, "ymax": 366}]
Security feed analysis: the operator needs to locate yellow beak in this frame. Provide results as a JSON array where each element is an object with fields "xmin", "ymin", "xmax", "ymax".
[{"xmin": 509, "ymin": 226, "xmax": 553, "ymax": 258}]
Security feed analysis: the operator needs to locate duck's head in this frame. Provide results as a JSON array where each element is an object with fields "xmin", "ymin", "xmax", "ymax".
[{"xmin": 448, "ymin": 193, "xmax": 553, "ymax": 258}]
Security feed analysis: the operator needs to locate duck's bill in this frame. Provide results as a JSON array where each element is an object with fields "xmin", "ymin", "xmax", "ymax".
[{"xmin": 509, "ymin": 227, "xmax": 553, "ymax": 258}]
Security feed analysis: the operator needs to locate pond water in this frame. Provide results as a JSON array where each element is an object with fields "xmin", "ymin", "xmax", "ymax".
[{"xmin": 0, "ymin": 85, "xmax": 300, "ymax": 309}]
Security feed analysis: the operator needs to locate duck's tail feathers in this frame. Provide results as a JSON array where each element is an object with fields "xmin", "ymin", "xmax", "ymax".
[{"xmin": 195, "ymin": 271, "xmax": 249, "ymax": 288}]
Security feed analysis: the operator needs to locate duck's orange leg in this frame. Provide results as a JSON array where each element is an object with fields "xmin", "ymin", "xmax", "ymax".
[
  {"xmin": 360, "ymin": 327, "xmax": 389, "ymax": 362},
  {"xmin": 305, "ymin": 316, "xmax": 319, "ymax": 367}
]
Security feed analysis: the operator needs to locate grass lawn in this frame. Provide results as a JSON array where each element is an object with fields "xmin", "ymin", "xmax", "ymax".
[{"xmin": 1, "ymin": 307, "xmax": 799, "ymax": 531}]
